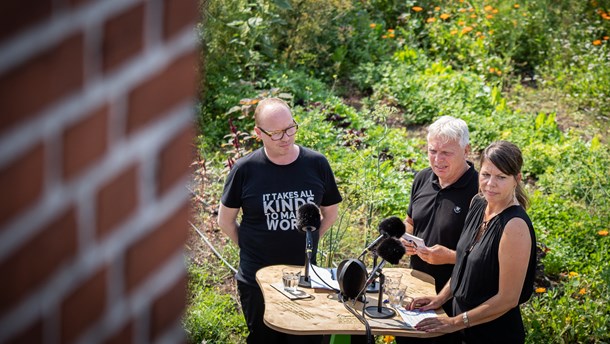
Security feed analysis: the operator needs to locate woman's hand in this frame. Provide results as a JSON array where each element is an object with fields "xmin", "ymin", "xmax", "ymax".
[
  {"xmin": 406, "ymin": 295, "xmax": 442, "ymax": 312},
  {"xmin": 414, "ymin": 315, "xmax": 462, "ymax": 334}
]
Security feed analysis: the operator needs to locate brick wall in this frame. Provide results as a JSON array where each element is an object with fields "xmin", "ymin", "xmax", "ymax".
[{"xmin": 0, "ymin": 1, "xmax": 199, "ymax": 343}]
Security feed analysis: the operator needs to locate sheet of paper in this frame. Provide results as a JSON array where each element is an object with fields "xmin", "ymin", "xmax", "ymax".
[
  {"xmin": 309, "ymin": 264, "xmax": 340, "ymax": 290},
  {"xmin": 401, "ymin": 232, "xmax": 427, "ymax": 248},
  {"xmin": 395, "ymin": 306, "xmax": 438, "ymax": 328}
]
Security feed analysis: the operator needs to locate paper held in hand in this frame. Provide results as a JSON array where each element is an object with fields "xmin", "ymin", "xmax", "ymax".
[
  {"xmin": 395, "ymin": 306, "xmax": 438, "ymax": 328},
  {"xmin": 402, "ymin": 233, "xmax": 427, "ymax": 248}
]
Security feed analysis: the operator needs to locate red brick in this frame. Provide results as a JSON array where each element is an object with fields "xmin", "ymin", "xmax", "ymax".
[
  {"xmin": 0, "ymin": 207, "xmax": 78, "ymax": 313},
  {"xmin": 162, "ymin": 0, "xmax": 199, "ymax": 40},
  {"xmin": 60, "ymin": 267, "xmax": 107, "ymax": 343},
  {"xmin": 126, "ymin": 50, "xmax": 198, "ymax": 134},
  {"xmin": 96, "ymin": 165, "xmax": 138, "ymax": 238},
  {"xmin": 0, "ymin": 0, "xmax": 53, "ymax": 43},
  {"xmin": 102, "ymin": 3, "xmax": 145, "ymax": 73},
  {"xmin": 5, "ymin": 318, "xmax": 43, "ymax": 344},
  {"xmin": 157, "ymin": 124, "xmax": 194, "ymax": 196},
  {"xmin": 150, "ymin": 274, "xmax": 186, "ymax": 340},
  {"xmin": 0, "ymin": 33, "xmax": 84, "ymax": 132},
  {"xmin": 62, "ymin": 104, "xmax": 109, "ymax": 180},
  {"xmin": 0, "ymin": 143, "xmax": 45, "ymax": 228},
  {"xmin": 103, "ymin": 321, "xmax": 133, "ymax": 344},
  {"xmin": 125, "ymin": 203, "xmax": 189, "ymax": 292}
]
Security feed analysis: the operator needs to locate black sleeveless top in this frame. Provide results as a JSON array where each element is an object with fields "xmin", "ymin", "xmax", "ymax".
[{"xmin": 450, "ymin": 194, "xmax": 536, "ymax": 343}]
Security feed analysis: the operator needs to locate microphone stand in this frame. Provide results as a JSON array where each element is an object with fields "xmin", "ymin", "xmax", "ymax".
[
  {"xmin": 299, "ymin": 230, "xmax": 313, "ymax": 288},
  {"xmin": 366, "ymin": 251, "xmax": 380, "ymax": 293},
  {"xmin": 363, "ymin": 268, "xmax": 395, "ymax": 319}
]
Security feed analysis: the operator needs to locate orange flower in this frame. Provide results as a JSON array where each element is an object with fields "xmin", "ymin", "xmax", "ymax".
[
  {"xmin": 469, "ymin": 7, "xmax": 474, "ymax": 12},
  {"xmin": 388, "ymin": 28, "xmax": 395, "ymax": 33},
  {"xmin": 388, "ymin": 33, "xmax": 395, "ymax": 38},
  {"xmin": 370, "ymin": 23, "xmax": 377, "ymax": 29},
  {"xmin": 489, "ymin": 30, "xmax": 495, "ymax": 35},
  {"xmin": 470, "ymin": 14, "xmax": 477, "ymax": 18},
  {"xmin": 602, "ymin": 13, "xmax": 610, "ymax": 20},
  {"xmin": 593, "ymin": 40, "xmax": 602, "ymax": 46},
  {"xmin": 450, "ymin": 29, "xmax": 458, "ymax": 35},
  {"xmin": 382, "ymin": 35, "xmax": 388, "ymax": 39},
  {"xmin": 484, "ymin": 5, "xmax": 493, "ymax": 11},
  {"xmin": 434, "ymin": 6, "xmax": 441, "ymax": 11},
  {"xmin": 579, "ymin": 288, "xmax": 586, "ymax": 295},
  {"xmin": 440, "ymin": 13, "xmax": 451, "ymax": 20},
  {"xmin": 476, "ymin": 31, "xmax": 482, "ymax": 36},
  {"xmin": 427, "ymin": 17, "xmax": 436, "ymax": 23},
  {"xmin": 462, "ymin": 26, "xmax": 473, "ymax": 34},
  {"xmin": 493, "ymin": 9, "xmax": 499, "ymax": 14},
  {"xmin": 486, "ymin": 14, "xmax": 494, "ymax": 19},
  {"xmin": 496, "ymin": 70, "xmax": 503, "ymax": 76},
  {"xmin": 459, "ymin": 8, "xmax": 466, "ymax": 13},
  {"xmin": 383, "ymin": 336, "xmax": 395, "ymax": 343},
  {"xmin": 603, "ymin": 36, "xmax": 609, "ymax": 40},
  {"xmin": 535, "ymin": 287, "xmax": 546, "ymax": 293},
  {"xmin": 514, "ymin": 4, "xmax": 520, "ymax": 8},
  {"xmin": 489, "ymin": 67, "xmax": 496, "ymax": 73},
  {"xmin": 458, "ymin": 20, "xmax": 466, "ymax": 26},
  {"xmin": 569, "ymin": 271, "xmax": 579, "ymax": 278},
  {"xmin": 598, "ymin": 229, "xmax": 609, "ymax": 236},
  {"xmin": 412, "ymin": 6, "xmax": 423, "ymax": 12}
]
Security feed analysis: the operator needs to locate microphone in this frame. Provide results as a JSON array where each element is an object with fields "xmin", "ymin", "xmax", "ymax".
[
  {"xmin": 359, "ymin": 216, "xmax": 406, "ymax": 258},
  {"xmin": 363, "ymin": 238, "xmax": 406, "ymax": 319},
  {"xmin": 296, "ymin": 203, "xmax": 321, "ymax": 288}
]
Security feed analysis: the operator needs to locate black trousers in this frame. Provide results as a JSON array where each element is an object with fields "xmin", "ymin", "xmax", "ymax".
[{"xmin": 237, "ymin": 280, "xmax": 323, "ymax": 344}]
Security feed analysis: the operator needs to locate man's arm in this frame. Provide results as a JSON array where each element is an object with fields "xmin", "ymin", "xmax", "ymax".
[
  {"xmin": 217, "ymin": 203, "xmax": 240, "ymax": 245},
  {"xmin": 318, "ymin": 203, "xmax": 339, "ymax": 237}
]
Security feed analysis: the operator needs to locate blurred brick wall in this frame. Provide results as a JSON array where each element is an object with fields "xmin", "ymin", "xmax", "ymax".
[{"xmin": 0, "ymin": 0, "xmax": 199, "ymax": 343}]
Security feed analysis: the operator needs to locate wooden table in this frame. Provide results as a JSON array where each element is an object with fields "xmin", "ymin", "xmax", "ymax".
[{"xmin": 256, "ymin": 265, "xmax": 445, "ymax": 337}]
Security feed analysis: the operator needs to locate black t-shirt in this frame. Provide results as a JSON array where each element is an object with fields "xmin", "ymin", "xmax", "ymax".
[
  {"xmin": 221, "ymin": 146, "xmax": 342, "ymax": 286},
  {"xmin": 407, "ymin": 162, "xmax": 478, "ymax": 293},
  {"xmin": 450, "ymin": 195, "xmax": 536, "ymax": 343}
]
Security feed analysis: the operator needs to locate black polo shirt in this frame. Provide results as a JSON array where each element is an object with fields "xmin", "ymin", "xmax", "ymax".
[{"xmin": 407, "ymin": 161, "xmax": 478, "ymax": 293}]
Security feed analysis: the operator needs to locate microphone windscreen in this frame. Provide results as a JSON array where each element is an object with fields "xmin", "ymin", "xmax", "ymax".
[
  {"xmin": 377, "ymin": 238, "xmax": 406, "ymax": 264},
  {"xmin": 378, "ymin": 216, "xmax": 406, "ymax": 238},
  {"xmin": 296, "ymin": 203, "xmax": 321, "ymax": 232}
]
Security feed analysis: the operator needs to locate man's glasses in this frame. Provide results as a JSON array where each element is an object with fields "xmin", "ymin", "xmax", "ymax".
[{"xmin": 258, "ymin": 120, "xmax": 299, "ymax": 141}]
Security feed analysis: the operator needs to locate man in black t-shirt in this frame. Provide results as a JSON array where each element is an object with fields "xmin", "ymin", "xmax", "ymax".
[
  {"xmin": 397, "ymin": 116, "xmax": 478, "ymax": 344},
  {"xmin": 218, "ymin": 98, "xmax": 342, "ymax": 344}
]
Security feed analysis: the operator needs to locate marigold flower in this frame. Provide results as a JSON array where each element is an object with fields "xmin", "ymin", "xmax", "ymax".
[
  {"xmin": 470, "ymin": 14, "xmax": 477, "ymax": 18},
  {"xmin": 388, "ymin": 28, "xmax": 395, "ymax": 33},
  {"xmin": 382, "ymin": 35, "xmax": 388, "ymax": 39},
  {"xmin": 579, "ymin": 288, "xmax": 586, "ymax": 295},
  {"xmin": 388, "ymin": 33, "xmax": 395, "ymax": 38},
  {"xmin": 434, "ymin": 6, "xmax": 441, "ymax": 11},
  {"xmin": 469, "ymin": 7, "xmax": 474, "ymax": 12},
  {"xmin": 514, "ymin": 4, "xmax": 520, "ymax": 8},
  {"xmin": 450, "ymin": 29, "xmax": 458, "ymax": 35},
  {"xmin": 489, "ymin": 30, "xmax": 495, "ymax": 35},
  {"xmin": 493, "ymin": 9, "xmax": 499, "ymax": 14},
  {"xmin": 462, "ymin": 26, "xmax": 473, "ymax": 34},
  {"xmin": 412, "ymin": 6, "xmax": 423, "ymax": 12},
  {"xmin": 370, "ymin": 23, "xmax": 377, "ymax": 29},
  {"xmin": 458, "ymin": 20, "xmax": 466, "ymax": 26},
  {"xmin": 440, "ymin": 13, "xmax": 451, "ymax": 20},
  {"xmin": 598, "ymin": 229, "xmax": 609, "ymax": 236},
  {"xmin": 476, "ymin": 31, "xmax": 482, "ymax": 36},
  {"xmin": 593, "ymin": 40, "xmax": 602, "ymax": 46},
  {"xmin": 603, "ymin": 36, "xmax": 609, "ymax": 40},
  {"xmin": 427, "ymin": 17, "xmax": 436, "ymax": 23},
  {"xmin": 383, "ymin": 336, "xmax": 395, "ymax": 343},
  {"xmin": 486, "ymin": 14, "xmax": 494, "ymax": 19},
  {"xmin": 489, "ymin": 67, "xmax": 496, "ymax": 73},
  {"xmin": 535, "ymin": 287, "xmax": 546, "ymax": 293},
  {"xmin": 496, "ymin": 70, "xmax": 502, "ymax": 76},
  {"xmin": 602, "ymin": 13, "xmax": 610, "ymax": 20},
  {"xmin": 484, "ymin": 5, "xmax": 493, "ymax": 11},
  {"xmin": 569, "ymin": 271, "xmax": 579, "ymax": 277},
  {"xmin": 459, "ymin": 8, "xmax": 466, "ymax": 13}
]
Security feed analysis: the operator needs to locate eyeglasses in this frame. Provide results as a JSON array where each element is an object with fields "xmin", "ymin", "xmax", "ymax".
[{"xmin": 257, "ymin": 120, "xmax": 299, "ymax": 141}]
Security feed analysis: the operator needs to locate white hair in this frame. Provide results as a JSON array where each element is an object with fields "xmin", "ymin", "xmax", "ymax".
[{"xmin": 427, "ymin": 116, "xmax": 470, "ymax": 148}]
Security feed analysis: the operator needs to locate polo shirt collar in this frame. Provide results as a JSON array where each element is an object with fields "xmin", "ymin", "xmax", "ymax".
[{"xmin": 430, "ymin": 161, "xmax": 476, "ymax": 190}]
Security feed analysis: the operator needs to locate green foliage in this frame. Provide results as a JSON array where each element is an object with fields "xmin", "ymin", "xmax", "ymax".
[{"xmin": 183, "ymin": 263, "xmax": 247, "ymax": 343}]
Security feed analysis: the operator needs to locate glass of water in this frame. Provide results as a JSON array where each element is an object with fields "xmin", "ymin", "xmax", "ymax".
[{"xmin": 282, "ymin": 269, "xmax": 301, "ymax": 293}]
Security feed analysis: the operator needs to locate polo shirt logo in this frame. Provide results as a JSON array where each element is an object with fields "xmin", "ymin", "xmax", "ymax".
[{"xmin": 454, "ymin": 206, "xmax": 462, "ymax": 214}]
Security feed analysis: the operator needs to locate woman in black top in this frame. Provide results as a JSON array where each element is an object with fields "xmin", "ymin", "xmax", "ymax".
[{"xmin": 407, "ymin": 141, "xmax": 536, "ymax": 344}]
